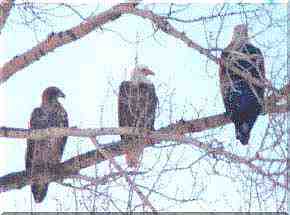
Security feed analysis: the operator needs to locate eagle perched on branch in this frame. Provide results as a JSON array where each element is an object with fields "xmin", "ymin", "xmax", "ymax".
[
  {"xmin": 219, "ymin": 24, "xmax": 265, "ymax": 145},
  {"xmin": 118, "ymin": 65, "xmax": 158, "ymax": 168},
  {"xmin": 25, "ymin": 87, "xmax": 69, "ymax": 203}
]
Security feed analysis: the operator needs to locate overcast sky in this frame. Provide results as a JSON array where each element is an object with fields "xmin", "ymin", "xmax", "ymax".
[{"xmin": 0, "ymin": 1, "xmax": 287, "ymax": 212}]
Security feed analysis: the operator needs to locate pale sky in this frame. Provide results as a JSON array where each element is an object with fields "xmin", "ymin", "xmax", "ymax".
[{"xmin": 0, "ymin": 1, "xmax": 287, "ymax": 212}]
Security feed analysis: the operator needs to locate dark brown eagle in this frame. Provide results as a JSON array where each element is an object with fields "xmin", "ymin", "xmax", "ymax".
[
  {"xmin": 118, "ymin": 65, "xmax": 158, "ymax": 168},
  {"xmin": 25, "ymin": 86, "xmax": 69, "ymax": 203},
  {"xmin": 219, "ymin": 24, "xmax": 265, "ymax": 145}
]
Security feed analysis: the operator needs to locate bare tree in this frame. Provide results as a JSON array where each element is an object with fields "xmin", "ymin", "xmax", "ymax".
[{"xmin": 0, "ymin": 1, "xmax": 288, "ymax": 212}]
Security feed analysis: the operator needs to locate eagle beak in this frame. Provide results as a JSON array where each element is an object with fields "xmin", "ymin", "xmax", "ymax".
[
  {"xmin": 144, "ymin": 69, "xmax": 155, "ymax": 76},
  {"xmin": 58, "ymin": 91, "xmax": 66, "ymax": 98}
]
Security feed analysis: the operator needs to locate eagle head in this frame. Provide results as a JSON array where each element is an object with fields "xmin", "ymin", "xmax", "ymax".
[
  {"xmin": 42, "ymin": 86, "xmax": 65, "ymax": 104},
  {"xmin": 130, "ymin": 64, "xmax": 155, "ymax": 83},
  {"xmin": 231, "ymin": 24, "xmax": 249, "ymax": 46}
]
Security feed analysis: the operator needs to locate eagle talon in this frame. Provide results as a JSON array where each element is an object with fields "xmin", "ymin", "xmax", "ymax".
[
  {"xmin": 175, "ymin": 127, "xmax": 185, "ymax": 139},
  {"xmin": 224, "ymin": 111, "xmax": 231, "ymax": 118},
  {"xmin": 144, "ymin": 132, "xmax": 154, "ymax": 145}
]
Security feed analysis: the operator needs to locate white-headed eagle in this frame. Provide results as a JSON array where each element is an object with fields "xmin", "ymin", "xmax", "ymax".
[
  {"xmin": 219, "ymin": 24, "xmax": 265, "ymax": 145},
  {"xmin": 25, "ymin": 87, "xmax": 69, "ymax": 203},
  {"xmin": 118, "ymin": 65, "xmax": 158, "ymax": 168}
]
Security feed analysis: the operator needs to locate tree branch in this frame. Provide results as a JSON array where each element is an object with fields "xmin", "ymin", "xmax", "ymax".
[
  {"xmin": 0, "ymin": 3, "xmax": 276, "ymax": 95},
  {"xmin": 0, "ymin": 0, "xmax": 13, "ymax": 35},
  {"xmin": 0, "ymin": 2, "xmax": 137, "ymax": 84},
  {"xmin": 0, "ymin": 98, "xmax": 288, "ymax": 193},
  {"xmin": 61, "ymin": 170, "xmax": 148, "ymax": 189},
  {"xmin": 0, "ymin": 4, "xmax": 288, "ymax": 195},
  {"xmin": 0, "ymin": 79, "xmax": 288, "ymax": 140},
  {"xmin": 0, "ymin": 103, "xmax": 286, "ymax": 141},
  {"xmin": 128, "ymin": 7, "xmax": 281, "ymax": 94},
  {"xmin": 90, "ymin": 137, "xmax": 157, "ymax": 213},
  {"xmin": 131, "ymin": 8, "xmax": 218, "ymax": 63},
  {"xmin": 163, "ymin": 9, "xmax": 259, "ymax": 23},
  {"xmin": 0, "ymin": 81, "xmax": 288, "ymax": 140}
]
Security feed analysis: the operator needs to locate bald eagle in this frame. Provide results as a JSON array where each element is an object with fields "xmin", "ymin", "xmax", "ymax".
[
  {"xmin": 25, "ymin": 87, "xmax": 69, "ymax": 203},
  {"xmin": 219, "ymin": 24, "xmax": 265, "ymax": 145},
  {"xmin": 118, "ymin": 65, "xmax": 158, "ymax": 168}
]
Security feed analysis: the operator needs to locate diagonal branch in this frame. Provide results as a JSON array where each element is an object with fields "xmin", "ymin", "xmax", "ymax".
[
  {"xmin": 131, "ymin": 8, "xmax": 218, "ymax": 63},
  {"xmin": 0, "ymin": 4, "xmax": 288, "ymax": 195},
  {"xmin": 0, "ymin": 4, "xmax": 279, "ymax": 96},
  {"xmin": 0, "ymin": 140, "xmax": 123, "ymax": 193},
  {"xmin": 0, "ymin": 0, "xmax": 13, "ymax": 35},
  {"xmin": 128, "ymin": 8, "xmax": 280, "ymax": 94},
  {"xmin": 0, "ymin": 2, "xmax": 137, "ymax": 84}
]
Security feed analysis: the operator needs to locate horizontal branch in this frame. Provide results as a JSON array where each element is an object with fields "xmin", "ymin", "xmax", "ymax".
[
  {"xmin": 0, "ymin": 4, "xmax": 288, "ymax": 194},
  {"xmin": 1, "ymin": 124, "xmax": 287, "ymax": 193},
  {"xmin": 0, "ymin": 82, "xmax": 287, "ymax": 140},
  {"xmin": 0, "ymin": 99, "xmax": 288, "ymax": 193},
  {"xmin": 163, "ymin": 9, "xmax": 259, "ymax": 23},
  {"xmin": 0, "ymin": 126, "xmax": 153, "ymax": 140},
  {"xmin": 0, "ymin": 104, "xmax": 286, "ymax": 141}
]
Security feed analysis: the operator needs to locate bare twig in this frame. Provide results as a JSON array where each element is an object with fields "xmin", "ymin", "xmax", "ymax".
[
  {"xmin": 164, "ymin": 8, "xmax": 259, "ymax": 23},
  {"xmin": 89, "ymin": 137, "xmax": 157, "ymax": 213}
]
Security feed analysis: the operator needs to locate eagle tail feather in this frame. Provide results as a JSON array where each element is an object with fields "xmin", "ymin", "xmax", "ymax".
[
  {"xmin": 32, "ymin": 183, "xmax": 49, "ymax": 203},
  {"xmin": 123, "ymin": 137, "xmax": 143, "ymax": 168},
  {"xmin": 236, "ymin": 122, "xmax": 251, "ymax": 145}
]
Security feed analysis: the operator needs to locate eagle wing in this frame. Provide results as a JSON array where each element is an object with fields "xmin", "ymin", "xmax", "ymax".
[
  {"xmin": 219, "ymin": 53, "xmax": 232, "ymax": 116},
  {"xmin": 26, "ymin": 104, "xmax": 68, "ymax": 170},
  {"xmin": 219, "ymin": 44, "xmax": 265, "ymax": 115},
  {"xmin": 26, "ymin": 107, "xmax": 46, "ymax": 171},
  {"xmin": 253, "ymin": 47, "xmax": 265, "ymax": 100},
  {"xmin": 219, "ymin": 43, "xmax": 265, "ymax": 145},
  {"xmin": 118, "ymin": 81, "xmax": 158, "ymax": 130},
  {"xmin": 118, "ymin": 81, "xmax": 158, "ymax": 167},
  {"xmin": 53, "ymin": 104, "xmax": 69, "ymax": 159}
]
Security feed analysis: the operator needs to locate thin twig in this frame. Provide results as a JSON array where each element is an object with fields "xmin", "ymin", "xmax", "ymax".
[{"xmin": 90, "ymin": 137, "xmax": 157, "ymax": 213}]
